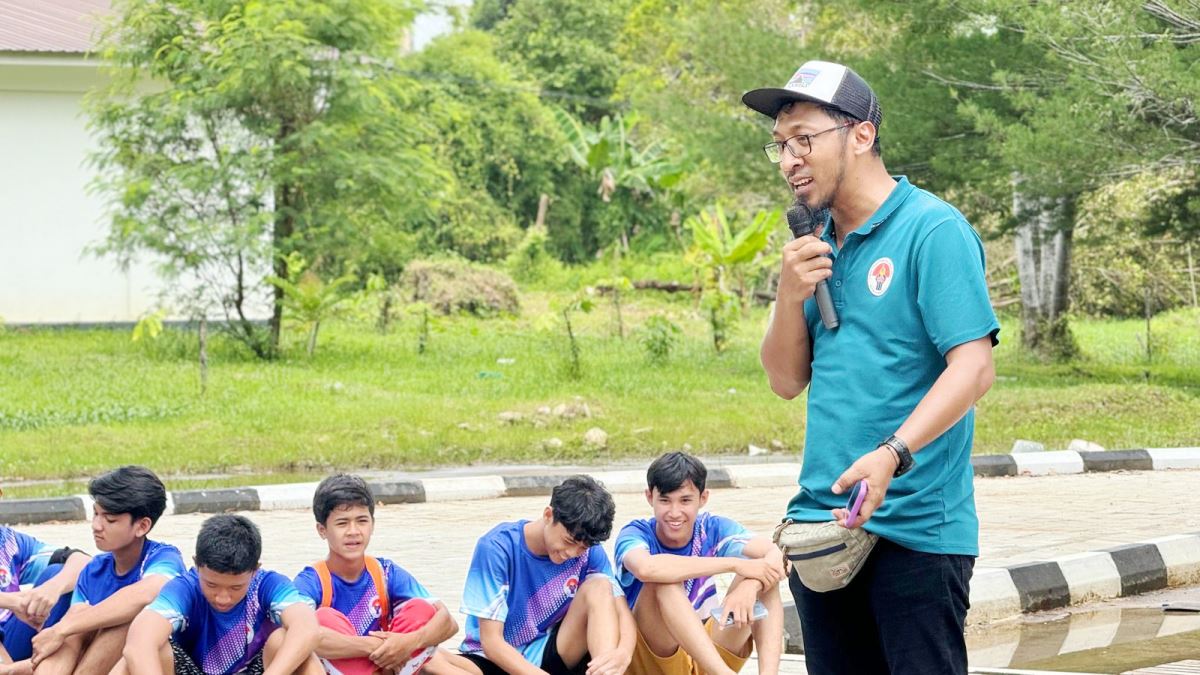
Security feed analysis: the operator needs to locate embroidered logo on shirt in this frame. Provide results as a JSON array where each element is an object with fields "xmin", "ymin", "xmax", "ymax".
[
  {"xmin": 0, "ymin": 566, "xmax": 10, "ymax": 587},
  {"xmin": 563, "ymin": 575, "xmax": 580, "ymax": 597},
  {"xmin": 370, "ymin": 596, "xmax": 383, "ymax": 619},
  {"xmin": 868, "ymin": 258, "xmax": 894, "ymax": 297}
]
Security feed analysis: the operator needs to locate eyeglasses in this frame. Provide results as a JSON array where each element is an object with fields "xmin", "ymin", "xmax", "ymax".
[{"xmin": 763, "ymin": 122, "xmax": 856, "ymax": 163}]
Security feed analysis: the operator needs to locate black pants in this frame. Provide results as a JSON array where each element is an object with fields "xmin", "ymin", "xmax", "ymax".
[{"xmin": 789, "ymin": 537, "xmax": 974, "ymax": 675}]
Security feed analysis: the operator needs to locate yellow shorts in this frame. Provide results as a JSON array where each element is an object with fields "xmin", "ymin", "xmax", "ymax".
[{"xmin": 628, "ymin": 618, "xmax": 750, "ymax": 675}]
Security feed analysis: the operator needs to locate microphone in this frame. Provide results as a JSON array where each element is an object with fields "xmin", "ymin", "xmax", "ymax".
[{"xmin": 786, "ymin": 203, "xmax": 840, "ymax": 330}]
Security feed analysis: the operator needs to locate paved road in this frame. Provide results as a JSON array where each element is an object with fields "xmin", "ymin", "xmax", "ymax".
[{"xmin": 19, "ymin": 469, "xmax": 1200, "ymax": 674}]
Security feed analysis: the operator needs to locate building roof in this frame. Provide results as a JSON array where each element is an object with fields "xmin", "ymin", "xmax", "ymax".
[{"xmin": 0, "ymin": 0, "xmax": 109, "ymax": 53}]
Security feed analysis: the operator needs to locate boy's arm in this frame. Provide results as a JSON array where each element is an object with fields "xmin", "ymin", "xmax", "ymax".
[
  {"xmin": 265, "ymin": 603, "xmax": 320, "ymax": 675},
  {"xmin": 366, "ymin": 599, "xmax": 458, "ymax": 668},
  {"xmin": 32, "ymin": 574, "xmax": 173, "ymax": 661},
  {"xmin": 315, "ymin": 630, "xmax": 382, "ymax": 659},
  {"xmin": 621, "ymin": 547, "xmax": 780, "ymax": 587},
  {"xmin": 122, "ymin": 608, "xmax": 172, "ymax": 675},
  {"xmin": 23, "ymin": 551, "xmax": 90, "ymax": 625},
  {"xmin": 479, "ymin": 618, "xmax": 548, "ymax": 675}
]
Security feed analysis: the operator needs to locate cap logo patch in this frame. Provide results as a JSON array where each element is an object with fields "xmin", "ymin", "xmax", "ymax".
[
  {"xmin": 788, "ymin": 67, "xmax": 821, "ymax": 89},
  {"xmin": 868, "ymin": 257, "xmax": 894, "ymax": 297}
]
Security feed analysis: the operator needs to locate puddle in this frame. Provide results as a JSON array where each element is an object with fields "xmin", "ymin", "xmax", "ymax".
[{"xmin": 968, "ymin": 605, "xmax": 1200, "ymax": 673}]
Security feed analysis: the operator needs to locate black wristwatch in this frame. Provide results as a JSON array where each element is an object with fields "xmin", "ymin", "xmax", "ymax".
[{"xmin": 881, "ymin": 434, "xmax": 914, "ymax": 477}]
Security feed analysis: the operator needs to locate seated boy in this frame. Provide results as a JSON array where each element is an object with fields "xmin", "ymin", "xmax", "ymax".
[
  {"xmin": 455, "ymin": 475, "xmax": 634, "ymax": 675},
  {"xmin": 614, "ymin": 452, "xmax": 785, "ymax": 675},
  {"xmin": 294, "ymin": 474, "xmax": 464, "ymax": 675},
  {"xmin": 31, "ymin": 465, "xmax": 186, "ymax": 675},
  {"xmin": 0, "ymin": 526, "xmax": 90, "ymax": 675},
  {"xmin": 118, "ymin": 514, "xmax": 322, "ymax": 675}
]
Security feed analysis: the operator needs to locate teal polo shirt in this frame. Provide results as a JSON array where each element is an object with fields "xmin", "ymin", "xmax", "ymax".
[{"xmin": 784, "ymin": 176, "xmax": 1000, "ymax": 556}]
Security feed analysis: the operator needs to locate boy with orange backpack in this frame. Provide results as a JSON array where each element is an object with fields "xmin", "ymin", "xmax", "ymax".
[{"xmin": 294, "ymin": 474, "xmax": 466, "ymax": 675}]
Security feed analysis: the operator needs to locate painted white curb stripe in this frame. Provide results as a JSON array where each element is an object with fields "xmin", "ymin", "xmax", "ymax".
[
  {"xmin": 1056, "ymin": 551, "xmax": 1121, "ymax": 604},
  {"xmin": 1146, "ymin": 447, "xmax": 1200, "ymax": 470},
  {"xmin": 1011, "ymin": 450, "xmax": 1085, "ymax": 476},
  {"xmin": 1148, "ymin": 533, "xmax": 1200, "ymax": 587},
  {"xmin": 420, "ymin": 476, "xmax": 506, "ymax": 502},
  {"xmin": 255, "ymin": 482, "xmax": 320, "ymax": 511},
  {"xmin": 587, "ymin": 470, "xmax": 647, "ymax": 494},
  {"xmin": 967, "ymin": 567, "xmax": 1021, "ymax": 625},
  {"xmin": 723, "ymin": 463, "xmax": 803, "ymax": 488}
]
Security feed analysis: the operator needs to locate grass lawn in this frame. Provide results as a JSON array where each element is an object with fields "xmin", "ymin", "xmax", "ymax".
[{"xmin": 2, "ymin": 293, "xmax": 1198, "ymax": 497}]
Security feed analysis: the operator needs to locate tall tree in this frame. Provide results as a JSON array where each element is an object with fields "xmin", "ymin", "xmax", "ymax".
[{"xmin": 90, "ymin": 0, "xmax": 441, "ymax": 357}]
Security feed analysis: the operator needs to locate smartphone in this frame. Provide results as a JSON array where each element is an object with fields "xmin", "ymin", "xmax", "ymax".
[
  {"xmin": 844, "ymin": 479, "xmax": 869, "ymax": 528},
  {"xmin": 710, "ymin": 601, "xmax": 769, "ymax": 626}
]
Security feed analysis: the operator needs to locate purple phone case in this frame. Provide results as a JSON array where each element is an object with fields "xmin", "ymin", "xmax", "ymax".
[{"xmin": 845, "ymin": 479, "xmax": 869, "ymax": 527}]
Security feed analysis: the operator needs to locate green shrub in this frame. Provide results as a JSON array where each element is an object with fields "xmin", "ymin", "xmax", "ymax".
[
  {"xmin": 640, "ymin": 315, "xmax": 681, "ymax": 364},
  {"xmin": 399, "ymin": 259, "xmax": 521, "ymax": 317}
]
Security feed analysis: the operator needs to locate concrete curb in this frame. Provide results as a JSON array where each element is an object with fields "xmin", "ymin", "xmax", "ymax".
[
  {"xmin": 781, "ymin": 531, "xmax": 1200, "ymax": 652},
  {"xmin": 6, "ymin": 449, "xmax": 1199, "ymax": 526}
]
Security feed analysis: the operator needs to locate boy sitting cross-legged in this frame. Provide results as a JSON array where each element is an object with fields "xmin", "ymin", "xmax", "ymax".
[
  {"xmin": 614, "ymin": 452, "xmax": 786, "ymax": 675},
  {"xmin": 0, "ymin": 525, "xmax": 90, "ymax": 675},
  {"xmin": 31, "ymin": 466, "xmax": 186, "ymax": 675},
  {"xmin": 294, "ymin": 474, "xmax": 465, "ymax": 675},
  {"xmin": 454, "ymin": 475, "xmax": 635, "ymax": 675},
  {"xmin": 118, "ymin": 514, "xmax": 322, "ymax": 675}
]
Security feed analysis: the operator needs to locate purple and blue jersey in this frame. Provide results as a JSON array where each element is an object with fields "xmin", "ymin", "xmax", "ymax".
[
  {"xmin": 614, "ymin": 512, "xmax": 750, "ymax": 618},
  {"xmin": 0, "ymin": 526, "xmax": 53, "ymax": 624},
  {"xmin": 459, "ymin": 520, "xmax": 621, "ymax": 666},
  {"xmin": 70, "ymin": 539, "xmax": 184, "ymax": 606},
  {"xmin": 294, "ymin": 557, "xmax": 433, "ymax": 636},
  {"xmin": 149, "ymin": 568, "xmax": 312, "ymax": 675}
]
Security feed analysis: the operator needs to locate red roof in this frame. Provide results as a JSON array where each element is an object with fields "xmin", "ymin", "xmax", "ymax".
[{"xmin": 0, "ymin": 0, "xmax": 110, "ymax": 53}]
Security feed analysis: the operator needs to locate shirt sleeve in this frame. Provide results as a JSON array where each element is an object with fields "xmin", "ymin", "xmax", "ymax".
[
  {"xmin": 12, "ymin": 530, "xmax": 54, "ymax": 585},
  {"xmin": 147, "ymin": 575, "xmax": 194, "ymax": 633},
  {"xmin": 385, "ymin": 561, "xmax": 433, "ymax": 604},
  {"xmin": 585, "ymin": 546, "xmax": 623, "ymax": 597},
  {"xmin": 142, "ymin": 545, "xmax": 186, "ymax": 580},
  {"xmin": 292, "ymin": 567, "xmax": 321, "ymax": 606},
  {"xmin": 460, "ymin": 536, "xmax": 511, "ymax": 622},
  {"xmin": 613, "ymin": 523, "xmax": 652, "ymax": 588},
  {"xmin": 709, "ymin": 515, "xmax": 751, "ymax": 559},
  {"xmin": 262, "ymin": 572, "xmax": 312, "ymax": 625},
  {"xmin": 71, "ymin": 559, "xmax": 100, "ymax": 605},
  {"xmin": 914, "ymin": 217, "xmax": 1001, "ymax": 356}
]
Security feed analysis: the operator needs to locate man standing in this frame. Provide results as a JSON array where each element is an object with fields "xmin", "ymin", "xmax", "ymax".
[{"xmin": 743, "ymin": 61, "xmax": 999, "ymax": 674}]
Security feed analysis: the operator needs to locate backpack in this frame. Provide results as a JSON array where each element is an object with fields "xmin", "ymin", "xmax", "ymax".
[{"xmin": 313, "ymin": 556, "xmax": 391, "ymax": 625}]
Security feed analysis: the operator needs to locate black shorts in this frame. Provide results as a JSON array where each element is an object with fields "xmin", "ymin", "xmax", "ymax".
[
  {"xmin": 171, "ymin": 639, "xmax": 265, "ymax": 675},
  {"xmin": 462, "ymin": 622, "xmax": 588, "ymax": 675}
]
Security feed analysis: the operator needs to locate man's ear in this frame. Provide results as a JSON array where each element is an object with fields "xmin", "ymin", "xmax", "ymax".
[
  {"xmin": 316, "ymin": 522, "xmax": 327, "ymax": 540},
  {"xmin": 543, "ymin": 506, "xmax": 554, "ymax": 525},
  {"xmin": 851, "ymin": 121, "xmax": 877, "ymax": 157},
  {"xmin": 644, "ymin": 488, "xmax": 654, "ymax": 506}
]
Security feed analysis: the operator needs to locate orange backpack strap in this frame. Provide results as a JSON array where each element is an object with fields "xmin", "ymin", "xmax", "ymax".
[
  {"xmin": 314, "ymin": 561, "xmax": 334, "ymax": 609},
  {"xmin": 364, "ymin": 556, "xmax": 390, "ymax": 623}
]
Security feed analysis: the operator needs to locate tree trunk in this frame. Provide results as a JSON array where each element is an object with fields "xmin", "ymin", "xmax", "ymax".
[
  {"xmin": 1012, "ymin": 177, "xmax": 1078, "ymax": 360},
  {"xmin": 271, "ymin": 183, "xmax": 295, "ymax": 358}
]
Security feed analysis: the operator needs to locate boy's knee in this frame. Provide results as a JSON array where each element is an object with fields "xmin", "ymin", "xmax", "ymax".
[{"xmin": 577, "ymin": 575, "xmax": 614, "ymax": 601}]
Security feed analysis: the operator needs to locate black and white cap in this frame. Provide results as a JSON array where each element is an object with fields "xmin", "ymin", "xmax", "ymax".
[{"xmin": 742, "ymin": 60, "xmax": 882, "ymax": 129}]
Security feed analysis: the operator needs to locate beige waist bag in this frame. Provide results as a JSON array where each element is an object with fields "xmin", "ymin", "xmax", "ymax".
[{"xmin": 772, "ymin": 519, "xmax": 878, "ymax": 592}]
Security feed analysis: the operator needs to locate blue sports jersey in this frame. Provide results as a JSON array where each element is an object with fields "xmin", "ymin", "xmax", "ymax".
[
  {"xmin": 294, "ymin": 557, "xmax": 433, "ymax": 636},
  {"xmin": 459, "ymin": 520, "xmax": 621, "ymax": 666},
  {"xmin": 614, "ymin": 513, "xmax": 750, "ymax": 617},
  {"xmin": 71, "ymin": 539, "xmax": 185, "ymax": 606},
  {"xmin": 149, "ymin": 568, "xmax": 312, "ymax": 675},
  {"xmin": 0, "ymin": 526, "xmax": 53, "ymax": 624}
]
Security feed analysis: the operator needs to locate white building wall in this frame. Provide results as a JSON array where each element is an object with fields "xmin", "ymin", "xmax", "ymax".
[{"xmin": 0, "ymin": 55, "xmax": 163, "ymax": 324}]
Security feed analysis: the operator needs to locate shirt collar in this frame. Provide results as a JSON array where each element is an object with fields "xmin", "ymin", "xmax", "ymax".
[{"xmin": 821, "ymin": 176, "xmax": 914, "ymax": 245}]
